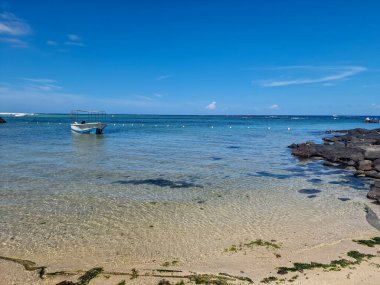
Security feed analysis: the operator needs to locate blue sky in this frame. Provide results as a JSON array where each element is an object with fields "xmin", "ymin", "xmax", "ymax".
[{"xmin": 0, "ymin": 0, "xmax": 379, "ymax": 115}]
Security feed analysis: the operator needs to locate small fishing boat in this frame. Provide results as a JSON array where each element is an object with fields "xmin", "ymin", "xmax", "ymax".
[
  {"xmin": 70, "ymin": 110, "xmax": 107, "ymax": 134},
  {"xmin": 365, "ymin": 117, "xmax": 380, "ymax": 124}
]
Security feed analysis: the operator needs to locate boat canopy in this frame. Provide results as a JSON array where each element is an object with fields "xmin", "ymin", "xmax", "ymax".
[{"xmin": 70, "ymin": 110, "xmax": 106, "ymax": 123}]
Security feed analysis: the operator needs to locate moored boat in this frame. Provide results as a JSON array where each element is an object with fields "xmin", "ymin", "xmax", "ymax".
[
  {"xmin": 365, "ymin": 117, "xmax": 380, "ymax": 123},
  {"xmin": 70, "ymin": 110, "xmax": 107, "ymax": 134}
]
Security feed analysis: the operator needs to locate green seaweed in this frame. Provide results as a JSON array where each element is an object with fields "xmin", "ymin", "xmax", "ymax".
[
  {"xmin": 347, "ymin": 250, "xmax": 375, "ymax": 262},
  {"xmin": 224, "ymin": 239, "xmax": 281, "ymax": 253},
  {"xmin": 218, "ymin": 272, "xmax": 253, "ymax": 283},
  {"xmin": 245, "ymin": 239, "xmax": 281, "ymax": 250},
  {"xmin": 56, "ymin": 267, "xmax": 103, "ymax": 285},
  {"xmin": 155, "ymin": 268, "xmax": 182, "ymax": 272},
  {"xmin": 189, "ymin": 274, "xmax": 231, "ymax": 284},
  {"xmin": 130, "ymin": 268, "xmax": 139, "ymax": 279},
  {"xmin": 225, "ymin": 245, "xmax": 238, "ymax": 252},
  {"xmin": 157, "ymin": 280, "xmax": 171, "ymax": 285},
  {"xmin": 78, "ymin": 267, "xmax": 103, "ymax": 285},
  {"xmin": 0, "ymin": 255, "xmax": 45, "ymax": 273},
  {"xmin": 353, "ymin": 237, "xmax": 380, "ymax": 247},
  {"xmin": 156, "ymin": 281, "xmax": 185, "ymax": 285},
  {"xmin": 260, "ymin": 276, "xmax": 277, "ymax": 283},
  {"xmin": 277, "ymin": 251, "xmax": 375, "ymax": 275},
  {"xmin": 161, "ymin": 260, "xmax": 179, "ymax": 267}
]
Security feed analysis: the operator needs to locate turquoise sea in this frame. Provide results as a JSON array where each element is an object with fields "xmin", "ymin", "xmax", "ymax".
[{"xmin": 0, "ymin": 115, "xmax": 379, "ymax": 270}]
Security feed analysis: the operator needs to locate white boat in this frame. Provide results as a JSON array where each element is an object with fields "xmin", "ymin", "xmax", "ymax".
[
  {"xmin": 70, "ymin": 110, "xmax": 107, "ymax": 134},
  {"xmin": 365, "ymin": 117, "xmax": 380, "ymax": 124}
]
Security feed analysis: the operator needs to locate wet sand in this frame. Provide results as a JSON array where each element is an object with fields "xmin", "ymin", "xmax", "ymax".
[
  {"xmin": 1, "ymin": 230, "xmax": 380, "ymax": 284},
  {"xmin": 1, "ymin": 200, "xmax": 379, "ymax": 285}
]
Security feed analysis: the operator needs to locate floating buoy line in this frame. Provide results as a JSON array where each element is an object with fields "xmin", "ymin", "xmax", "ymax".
[{"xmin": 22, "ymin": 121, "xmax": 298, "ymax": 131}]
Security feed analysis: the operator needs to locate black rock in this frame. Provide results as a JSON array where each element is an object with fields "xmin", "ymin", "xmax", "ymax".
[
  {"xmin": 291, "ymin": 128, "xmax": 380, "ymax": 203},
  {"xmin": 368, "ymin": 184, "xmax": 380, "ymax": 200}
]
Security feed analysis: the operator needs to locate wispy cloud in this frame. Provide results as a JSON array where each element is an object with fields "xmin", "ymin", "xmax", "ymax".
[
  {"xmin": 371, "ymin": 103, "xmax": 380, "ymax": 109},
  {"xmin": 67, "ymin": 34, "xmax": 81, "ymax": 41},
  {"xmin": 269, "ymin": 104, "xmax": 279, "ymax": 110},
  {"xmin": 0, "ymin": 12, "xmax": 32, "ymax": 36},
  {"xmin": 155, "ymin": 74, "xmax": 173, "ymax": 81},
  {"xmin": 0, "ymin": 81, "xmax": 161, "ymax": 112},
  {"xmin": 47, "ymin": 34, "xmax": 85, "ymax": 49},
  {"xmin": 65, "ymin": 41, "xmax": 85, "ymax": 47},
  {"xmin": 206, "ymin": 101, "xmax": 217, "ymax": 110},
  {"xmin": 20, "ymin": 78, "xmax": 62, "ymax": 91},
  {"xmin": 0, "ymin": 37, "xmax": 28, "ymax": 48},
  {"xmin": 65, "ymin": 33, "xmax": 85, "ymax": 47},
  {"xmin": 153, "ymin": 92, "xmax": 163, "ymax": 98},
  {"xmin": 0, "ymin": 12, "xmax": 32, "ymax": 48},
  {"xmin": 258, "ymin": 66, "xmax": 366, "ymax": 87},
  {"xmin": 46, "ymin": 40, "xmax": 58, "ymax": 46},
  {"xmin": 135, "ymin": 95, "xmax": 154, "ymax": 101}
]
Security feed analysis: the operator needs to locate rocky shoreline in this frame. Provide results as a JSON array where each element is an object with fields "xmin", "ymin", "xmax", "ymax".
[{"xmin": 289, "ymin": 128, "xmax": 380, "ymax": 203}]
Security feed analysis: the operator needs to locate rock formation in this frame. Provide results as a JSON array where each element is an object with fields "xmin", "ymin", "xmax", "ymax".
[{"xmin": 290, "ymin": 128, "xmax": 380, "ymax": 203}]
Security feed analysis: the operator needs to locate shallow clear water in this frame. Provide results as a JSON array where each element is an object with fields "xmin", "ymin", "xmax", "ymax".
[{"xmin": 0, "ymin": 115, "xmax": 378, "ymax": 269}]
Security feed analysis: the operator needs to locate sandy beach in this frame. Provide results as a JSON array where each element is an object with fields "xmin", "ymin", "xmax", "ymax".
[
  {"xmin": 1, "ymin": 228, "xmax": 380, "ymax": 284},
  {"xmin": 1, "ymin": 189, "xmax": 379, "ymax": 285}
]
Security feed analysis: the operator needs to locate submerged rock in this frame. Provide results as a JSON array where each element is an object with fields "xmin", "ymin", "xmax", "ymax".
[
  {"xmin": 112, "ymin": 178, "xmax": 203, "ymax": 188},
  {"xmin": 0, "ymin": 117, "xmax": 6, "ymax": 124},
  {"xmin": 298, "ymin": 189, "xmax": 321, "ymax": 194}
]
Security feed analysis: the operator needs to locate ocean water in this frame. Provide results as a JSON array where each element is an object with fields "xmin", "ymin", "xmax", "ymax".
[{"xmin": 0, "ymin": 115, "xmax": 378, "ymax": 269}]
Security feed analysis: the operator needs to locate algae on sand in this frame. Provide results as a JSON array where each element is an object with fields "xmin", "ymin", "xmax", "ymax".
[
  {"xmin": 56, "ymin": 267, "xmax": 104, "ymax": 285},
  {"xmin": 353, "ymin": 237, "xmax": 380, "ymax": 247},
  {"xmin": 276, "ymin": 250, "xmax": 375, "ymax": 275}
]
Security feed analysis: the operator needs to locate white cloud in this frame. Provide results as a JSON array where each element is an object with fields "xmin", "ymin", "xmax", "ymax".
[
  {"xmin": 65, "ymin": 34, "xmax": 85, "ymax": 47},
  {"xmin": 46, "ymin": 40, "xmax": 58, "ymax": 46},
  {"xmin": 20, "ymin": 78, "xmax": 62, "ymax": 91},
  {"xmin": 206, "ymin": 101, "xmax": 217, "ymax": 110},
  {"xmin": 0, "ymin": 37, "xmax": 28, "ymax": 48},
  {"xmin": 67, "ymin": 34, "xmax": 81, "ymax": 41},
  {"xmin": 48, "ymin": 35, "xmax": 85, "ymax": 48},
  {"xmin": 0, "ymin": 12, "xmax": 32, "ymax": 36},
  {"xmin": 269, "ymin": 104, "xmax": 279, "ymax": 110},
  {"xmin": 155, "ymin": 74, "xmax": 173, "ymax": 81},
  {"xmin": 135, "ymin": 95, "xmax": 154, "ymax": 101},
  {"xmin": 65, "ymin": 41, "xmax": 85, "ymax": 46},
  {"xmin": 259, "ymin": 66, "xmax": 366, "ymax": 87},
  {"xmin": 371, "ymin": 103, "xmax": 380, "ymax": 109},
  {"xmin": 0, "ymin": 12, "xmax": 32, "ymax": 48},
  {"xmin": 153, "ymin": 92, "xmax": 163, "ymax": 98},
  {"xmin": 0, "ymin": 83, "xmax": 162, "ymax": 113},
  {"xmin": 0, "ymin": 87, "xmax": 86, "ymax": 112}
]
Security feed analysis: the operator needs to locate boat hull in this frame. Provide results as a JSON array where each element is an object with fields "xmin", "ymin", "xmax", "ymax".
[{"xmin": 70, "ymin": 122, "xmax": 107, "ymax": 134}]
